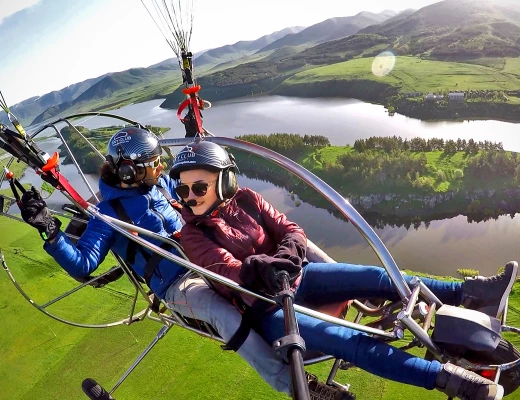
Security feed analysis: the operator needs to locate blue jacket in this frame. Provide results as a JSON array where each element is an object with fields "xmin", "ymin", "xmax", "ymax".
[{"xmin": 44, "ymin": 175, "xmax": 185, "ymax": 299}]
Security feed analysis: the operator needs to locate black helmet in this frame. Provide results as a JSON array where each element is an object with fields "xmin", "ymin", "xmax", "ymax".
[
  {"xmin": 105, "ymin": 127, "xmax": 161, "ymax": 185},
  {"xmin": 107, "ymin": 127, "xmax": 161, "ymax": 165},
  {"xmin": 169, "ymin": 141, "xmax": 236, "ymax": 179},
  {"xmin": 169, "ymin": 140, "xmax": 238, "ymax": 201}
]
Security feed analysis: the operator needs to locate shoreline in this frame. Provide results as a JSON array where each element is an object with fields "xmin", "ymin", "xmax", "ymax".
[{"xmin": 160, "ymin": 78, "xmax": 520, "ymax": 124}]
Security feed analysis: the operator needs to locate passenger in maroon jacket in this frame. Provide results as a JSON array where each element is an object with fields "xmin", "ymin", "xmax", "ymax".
[{"xmin": 170, "ymin": 140, "xmax": 518, "ymax": 400}]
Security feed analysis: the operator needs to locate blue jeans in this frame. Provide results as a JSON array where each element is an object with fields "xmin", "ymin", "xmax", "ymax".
[
  {"xmin": 260, "ymin": 263, "xmax": 464, "ymax": 390},
  {"xmin": 164, "ymin": 274, "xmax": 292, "ymax": 394}
]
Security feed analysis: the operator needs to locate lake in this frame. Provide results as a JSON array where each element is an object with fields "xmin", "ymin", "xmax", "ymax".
[
  {"xmin": 77, "ymin": 96, "xmax": 520, "ymax": 151},
  {"xmin": 4, "ymin": 96, "xmax": 520, "ymax": 277}
]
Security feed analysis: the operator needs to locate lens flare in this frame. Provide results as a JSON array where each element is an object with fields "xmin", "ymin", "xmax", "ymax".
[{"xmin": 371, "ymin": 51, "xmax": 396, "ymax": 77}]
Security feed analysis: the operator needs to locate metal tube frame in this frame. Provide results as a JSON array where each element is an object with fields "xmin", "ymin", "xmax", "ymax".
[{"xmin": 48, "ymin": 123, "xmax": 100, "ymax": 203}]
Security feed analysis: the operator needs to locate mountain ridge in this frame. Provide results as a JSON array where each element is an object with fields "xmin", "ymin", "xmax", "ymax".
[
  {"xmin": 257, "ymin": 11, "xmax": 398, "ymax": 53},
  {"xmin": 24, "ymin": 26, "xmax": 311, "ymax": 125},
  {"xmin": 11, "ymin": 1, "xmax": 520, "ymax": 127}
]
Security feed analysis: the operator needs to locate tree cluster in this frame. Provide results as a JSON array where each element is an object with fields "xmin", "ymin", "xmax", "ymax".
[
  {"xmin": 337, "ymin": 151, "xmax": 428, "ymax": 187},
  {"xmin": 353, "ymin": 136, "xmax": 504, "ymax": 154},
  {"xmin": 236, "ymin": 133, "xmax": 329, "ymax": 157},
  {"xmin": 467, "ymin": 151, "xmax": 520, "ymax": 178},
  {"xmin": 302, "ymin": 134, "xmax": 330, "ymax": 147},
  {"xmin": 59, "ymin": 126, "xmax": 108, "ymax": 173}
]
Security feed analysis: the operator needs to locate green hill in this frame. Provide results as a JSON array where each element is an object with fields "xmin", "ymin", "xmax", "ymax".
[
  {"xmin": 30, "ymin": 68, "xmax": 182, "ymax": 125},
  {"xmin": 280, "ymin": 56, "xmax": 520, "ymax": 94},
  {"xmin": 0, "ymin": 75, "xmax": 107, "ymax": 126},
  {"xmin": 11, "ymin": 0, "xmax": 520, "ymax": 126},
  {"xmin": 359, "ymin": 0, "xmax": 520, "ymax": 59},
  {"xmin": 160, "ymin": 0, "xmax": 520, "ymax": 113},
  {"xmin": 195, "ymin": 27, "xmax": 305, "ymax": 67}
]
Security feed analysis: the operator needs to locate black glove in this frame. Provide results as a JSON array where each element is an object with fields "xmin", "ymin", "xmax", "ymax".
[
  {"xmin": 20, "ymin": 186, "xmax": 61, "ymax": 241},
  {"xmin": 240, "ymin": 254, "xmax": 301, "ymax": 295}
]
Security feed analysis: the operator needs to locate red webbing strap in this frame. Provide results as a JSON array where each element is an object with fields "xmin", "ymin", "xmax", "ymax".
[
  {"xmin": 43, "ymin": 167, "xmax": 89, "ymax": 210},
  {"xmin": 176, "ymin": 97, "xmax": 205, "ymax": 136},
  {"xmin": 181, "ymin": 86, "xmax": 204, "ymax": 135},
  {"xmin": 177, "ymin": 99, "xmax": 191, "ymax": 121},
  {"xmin": 189, "ymin": 95, "xmax": 204, "ymax": 135}
]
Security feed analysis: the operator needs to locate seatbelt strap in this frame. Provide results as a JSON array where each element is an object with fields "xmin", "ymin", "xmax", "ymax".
[{"xmin": 110, "ymin": 191, "xmax": 181, "ymax": 287}]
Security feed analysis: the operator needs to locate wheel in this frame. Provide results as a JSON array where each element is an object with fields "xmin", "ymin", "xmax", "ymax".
[{"xmin": 462, "ymin": 339, "xmax": 520, "ymax": 396}]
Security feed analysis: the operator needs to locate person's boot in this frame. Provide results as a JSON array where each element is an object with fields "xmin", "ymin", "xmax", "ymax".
[
  {"xmin": 306, "ymin": 372, "xmax": 356, "ymax": 400},
  {"xmin": 462, "ymin": 261, "xmax": 518, "ymax": 318},
  {"xmin": 435, "ymin": 362, "xmax": 503, "ymax": 400}
]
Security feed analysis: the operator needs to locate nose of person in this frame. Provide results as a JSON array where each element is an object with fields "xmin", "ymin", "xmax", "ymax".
[{"xmin": 186, "ymin": 187, "xmax": 198, "ymax": 202}]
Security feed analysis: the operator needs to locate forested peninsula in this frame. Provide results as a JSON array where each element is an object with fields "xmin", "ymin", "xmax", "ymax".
[
  {"xmin": 47, "ymin": 127, "xmax": 520, "ymax": 220},
  {"xmin": 232, "ymin": 133, "xmax": 520, "ymax": 220}
]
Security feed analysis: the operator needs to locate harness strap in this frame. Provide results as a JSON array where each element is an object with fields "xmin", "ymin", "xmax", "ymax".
[
  {"xmin": 221, "ymin": 298, "xmax": 274, "ymax": 352},
  {"xmin": 143, "ymin": 241, "xmax": 172, "ymax": 288},
  {"xmin": 157, "ymin": 186, "xmax": 183, "ymax": 212},
  {"xmin": 109, "ymin": 199, "xmax": 139, "ymax": 264},
  {"xmin": 148, "ymin": 291, "xmax": 163, "ymax": 313}
]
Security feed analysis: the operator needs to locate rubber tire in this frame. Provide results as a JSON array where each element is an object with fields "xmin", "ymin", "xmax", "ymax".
[
  {"xmin": 462, "ymin": 338, "xmax": 520, "ymax": 397},
  {"xmin": 427, "ymin": 339, "xmax": 520, "ymax": 396}
]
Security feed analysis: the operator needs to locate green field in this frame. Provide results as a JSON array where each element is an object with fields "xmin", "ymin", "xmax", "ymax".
[
  {"xmin": 284, "ymin": 56, "xmax": 520, "ymax": 94},
  {"xmin": 1, "ymin": 215, "xmax": 520, "ymax": 399}
]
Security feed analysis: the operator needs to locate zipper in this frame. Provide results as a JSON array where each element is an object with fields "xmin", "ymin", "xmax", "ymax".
[{"xmin": 146, "ymin": 193, "xmax": 169, "ymax": 234}]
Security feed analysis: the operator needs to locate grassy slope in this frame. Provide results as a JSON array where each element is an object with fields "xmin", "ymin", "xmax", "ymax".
[
  {"xmin": 1, "ymin": 216, "xmax": 519, "ymax": 400},
  {"xmin": 52, "ymin": 72, "xmax": 182, "ymax": 119},
  {"xmin": 283, "ymin": 56, "xmax": 520, "ymax": 94}
]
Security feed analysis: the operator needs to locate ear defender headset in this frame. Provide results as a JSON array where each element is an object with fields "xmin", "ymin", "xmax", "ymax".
[
  {"xmin": 105, "ymin": 149, "xmax": 141, "ymax": 185},
  {"xmin": 217, "ymin": 151, "xmax": 239, "ymax": 200},
  {"xmin": 216, "ymin": 166, "xmax": 238, "ymax": 201},
  {"xmin": 118, "ymin": 160, "xmax": 140, "ymax": 185}
]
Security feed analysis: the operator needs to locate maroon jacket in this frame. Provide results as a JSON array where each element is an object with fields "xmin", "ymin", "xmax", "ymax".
[{"xmin": 180, "ymin": 188, "xmax": 307, "ymax": 304}]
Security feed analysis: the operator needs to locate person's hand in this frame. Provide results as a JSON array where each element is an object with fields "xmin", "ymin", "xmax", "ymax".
[
  {"xmin": 240, "ymin": 254, "xmax": 301, "ymax": 295},
  {"xmin": 19, "ymin": 186, "xmax": 61, "ymax": 241}
]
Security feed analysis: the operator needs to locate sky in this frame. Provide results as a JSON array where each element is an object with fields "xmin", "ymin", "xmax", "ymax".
[{"xmin": 0, "ymin": 0, "xmax": 441, "ymax": 105}]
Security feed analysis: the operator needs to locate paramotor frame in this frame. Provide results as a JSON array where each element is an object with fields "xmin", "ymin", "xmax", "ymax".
[{"xmin": 2, "ymin": 115, "xmax": 520, "ymax": 399}]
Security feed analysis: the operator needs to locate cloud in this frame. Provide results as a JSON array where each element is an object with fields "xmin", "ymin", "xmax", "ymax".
[{"xmin": 0, "ymin": 0, "xmax": 41, "ymax": 25}]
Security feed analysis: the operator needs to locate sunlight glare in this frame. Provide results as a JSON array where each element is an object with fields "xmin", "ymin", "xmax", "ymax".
[{"xmin": 371, "ymin": 51, "xmax": 396, "ymax": 77}]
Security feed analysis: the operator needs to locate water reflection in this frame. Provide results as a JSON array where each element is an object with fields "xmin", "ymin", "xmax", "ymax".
[{"xmin": 238, "ymin": 175, "xmax": 520, "ymax": 278}]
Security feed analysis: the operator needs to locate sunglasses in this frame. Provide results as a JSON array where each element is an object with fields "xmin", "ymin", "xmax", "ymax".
[
  {"xmin": 140, "ymin": 156, "xmax": 162, "ymax": 169},
  {"xmin": 175, "ymin": 180, "xmax": 217, "ymax": 199}
]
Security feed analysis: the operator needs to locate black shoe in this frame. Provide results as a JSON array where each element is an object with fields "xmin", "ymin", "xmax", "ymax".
[
  {"xmin": 462, "ymin": 261, "xmax": 518, "ymax": 318},
  {"xmin": 306, "ymin": 372, "xmax": 355, "ymax": 400},
  {"xmin": 436, "ymin": 362, "xmax": 503, "ymax": 400}
]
